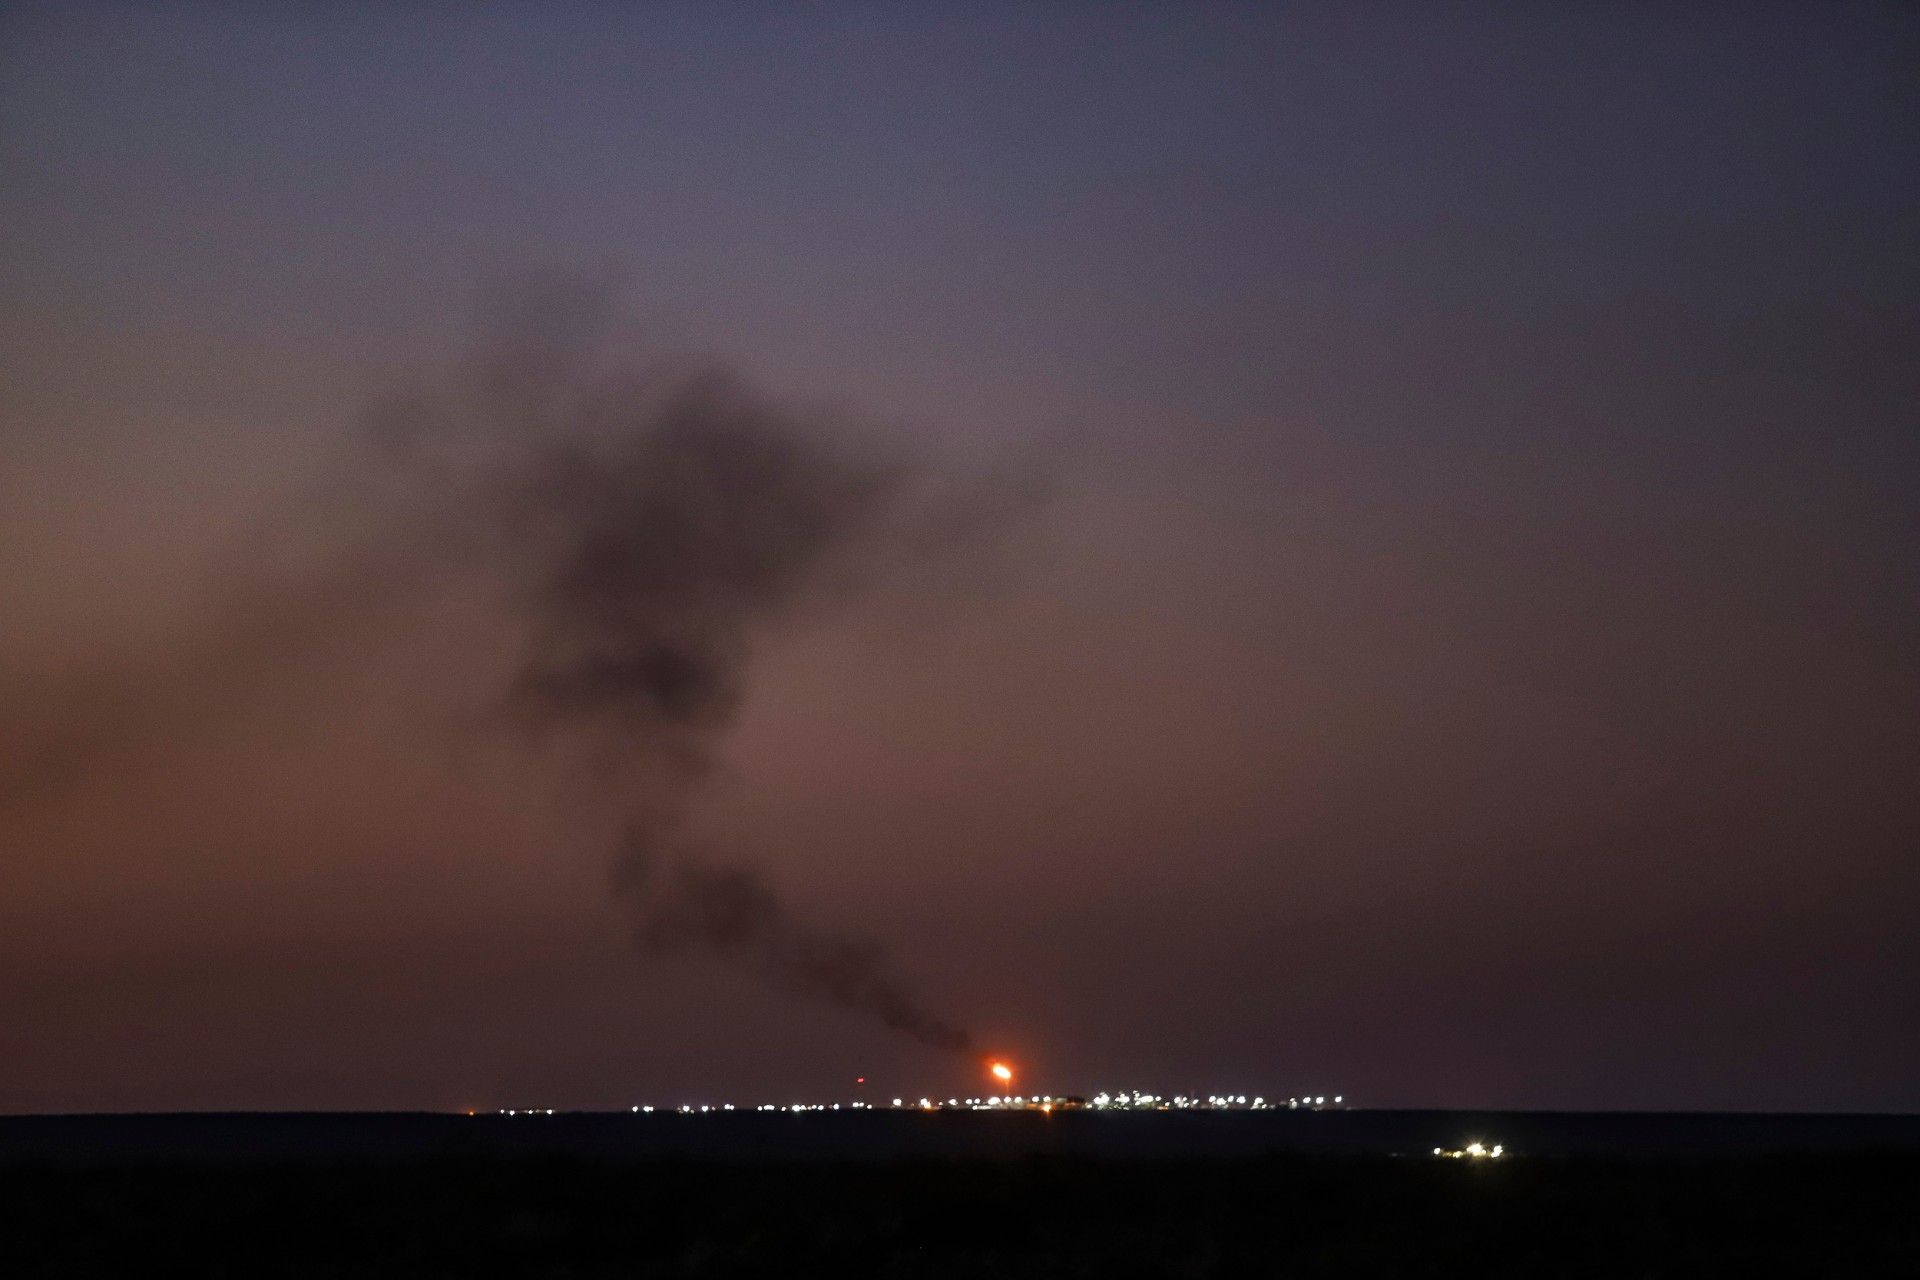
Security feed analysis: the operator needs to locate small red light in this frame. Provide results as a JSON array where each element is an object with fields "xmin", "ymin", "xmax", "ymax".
[{"xmin": 856, "ymin": 1076, "xmax": 866, "ymax": 1084}]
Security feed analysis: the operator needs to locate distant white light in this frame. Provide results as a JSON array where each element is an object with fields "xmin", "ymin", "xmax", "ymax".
[{"xmin": 1435, "ymin": 1140, "xmax": 1503, "ymax": 1160}]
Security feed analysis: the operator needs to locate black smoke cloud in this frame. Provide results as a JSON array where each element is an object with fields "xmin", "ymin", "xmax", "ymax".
[
  {"xmin": 464, "ymin": 357, "xmax": 984, "ymax": 1055},
  {"xmin": 2, "ymin": 282, "xmax": 1016, "ymax": 1055},
  {"xmin": 490, "ymin": 369, "xmax": 899, "ymax": 761},
  {"xmin": 615, "ymin": 837, "xmax": 974, "ymax": 1054}
]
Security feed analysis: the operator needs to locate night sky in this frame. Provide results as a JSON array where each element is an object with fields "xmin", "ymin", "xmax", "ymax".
[{"xmin": 2, "ymin": 4, "xmax": 1916, "ymax": 1115}]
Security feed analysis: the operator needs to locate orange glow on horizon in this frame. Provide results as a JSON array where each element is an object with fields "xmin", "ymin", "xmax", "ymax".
[{"xmin": 989, "ymin": 1060, "xmax": 1013, "ymax": 1084}]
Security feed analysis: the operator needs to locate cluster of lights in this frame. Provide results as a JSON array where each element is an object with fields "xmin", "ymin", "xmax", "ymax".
[
  {"xmin": 1086, "ymin": 1092, "xmax": 1342, "ymax": 1111},
  {"xmin": 1433, "ymin": 1142, "xmax": 1504, "ymax": 1160},
  {"xmin": 489, "ymin": 1064, "xmax": 1347, "ymax": 1119},
  {"xmin": 482, "ymin": 1092, "xmax": 1351, "ymax": 1117},
  {"xmin": 895, "ymin": 1095, "xmax": 1068, "ymax": 1112}
]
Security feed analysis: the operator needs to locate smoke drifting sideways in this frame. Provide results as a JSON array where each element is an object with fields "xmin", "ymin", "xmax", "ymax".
[
  {"xmin": 616, "ymin": 836, "xmax": 973, "ymax": 1055},
  {"xmin": 2, "ymin": 284, "xmax": 1025, "ymax": 1057},
  {"xmin": 463, "ymin": 338, "xmax": 992, "ymax": 1056}
]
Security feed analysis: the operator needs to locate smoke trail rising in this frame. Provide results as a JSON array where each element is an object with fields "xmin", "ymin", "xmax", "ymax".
[
  {"xmin": 473, "ymin": 351, "xmax": 983, "ymax": 1052},
  {"xmin": 615, "ymin": 836, "xmax": 974, "ymax": 1054},
  {"xmin": 0, "ymin": 279, "xmax": 1010, "ymax": 1052}
]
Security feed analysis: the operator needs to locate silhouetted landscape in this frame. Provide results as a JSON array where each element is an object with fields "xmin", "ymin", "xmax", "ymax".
[{"xmin": 6, "ymin": 1112, "xmax": 1920, "ymax": 1274}]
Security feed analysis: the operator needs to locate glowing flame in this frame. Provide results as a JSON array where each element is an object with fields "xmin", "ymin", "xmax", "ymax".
[{"xmin": 989, "ymin": 1061, "xmax": 1014, "ymax": 1084}]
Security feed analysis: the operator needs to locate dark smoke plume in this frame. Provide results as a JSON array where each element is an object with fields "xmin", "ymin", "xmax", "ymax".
[
  {"xmin": 0, "ymin": 280, "xmax": 1008, "ymax": 1054},
  {"xmin": 452, "ymin": 341, "xmax": 985, "ymax": 1054},
  {"xmin": 487, "ymin": 369, "xmax": 901, "ymax": 770},
  {"xmin": 615, "ymin": 837, "xmax": 974, "ymax": 1054}
]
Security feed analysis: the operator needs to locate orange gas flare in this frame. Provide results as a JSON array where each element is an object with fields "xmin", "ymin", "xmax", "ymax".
[{"xmin": 989, "ymin": 1061, "xmax": 1014, "ymax": 1085}]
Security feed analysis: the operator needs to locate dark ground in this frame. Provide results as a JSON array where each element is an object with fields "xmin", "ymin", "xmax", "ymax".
[
  {"xmin": 4, "ymin": 1113, "xmax": 1918, "ymax": 1275},
  {"xmin": 6, "ymin": 1151, "xmax": 1919, "ymax": 1276}
]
